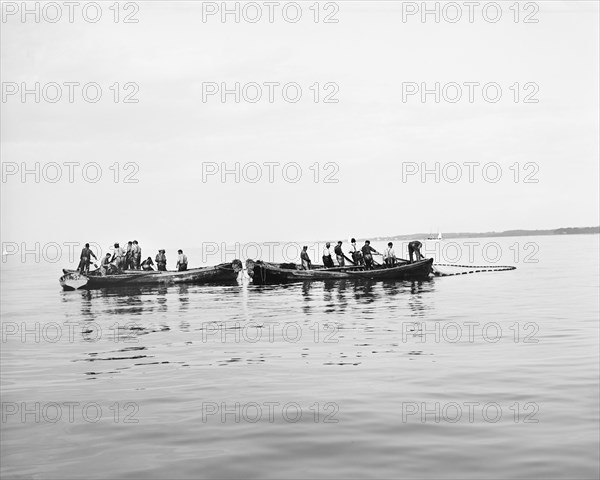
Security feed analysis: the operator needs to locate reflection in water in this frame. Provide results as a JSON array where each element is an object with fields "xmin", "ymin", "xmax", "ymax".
[
  {"xmin": 56, "ymin": 279, "xmax": 438, "ymax": 377},
  {"xmin": 178, "ymin": 284, "xmax": 190, "ymax": 311}
]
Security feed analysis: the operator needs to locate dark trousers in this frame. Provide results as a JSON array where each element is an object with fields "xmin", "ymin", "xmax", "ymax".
[
  {"xmin": 178, "ymin": 264, "xmax": 187, "ymax": 272},
  {"xmin": 322, "ymin": 256, "xmax": 334, "ymax": 268},
  {"xmin": 408, "ymin": 243, "xmax": 424, "ymax": 263}
]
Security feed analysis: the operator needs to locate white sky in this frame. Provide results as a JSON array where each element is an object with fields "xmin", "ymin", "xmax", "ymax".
[{"xmin": 1, "ymin": 1, "xmax": 599, "ymax": 248}]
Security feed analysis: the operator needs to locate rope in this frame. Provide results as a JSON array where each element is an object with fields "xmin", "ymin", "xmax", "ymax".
[{"xmin": 433, "ymin": 263, "xmax": 516, "ymax": 277}]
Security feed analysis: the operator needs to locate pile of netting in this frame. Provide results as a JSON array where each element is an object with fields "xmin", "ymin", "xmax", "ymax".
[{"xmin": 432, "ymin": 263, "xmax": 516, "ymax": 277}]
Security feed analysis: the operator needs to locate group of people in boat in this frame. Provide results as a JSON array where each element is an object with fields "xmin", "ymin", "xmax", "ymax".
[
  {"xmin": 76, "ymin": 238, "xmax": 424, "ymax": 275},
  {"xmin": 300, "ymin": 239, "xmax": 424, "ymax": 270},
  {"xmin": 77, "ymin": 241, "xmax": 189, "ymax": 275}
]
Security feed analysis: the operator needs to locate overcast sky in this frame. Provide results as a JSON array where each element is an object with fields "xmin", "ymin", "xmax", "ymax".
[{"xmin": 2, "ymin": 1, "xmax": 598, "ymax": 249}]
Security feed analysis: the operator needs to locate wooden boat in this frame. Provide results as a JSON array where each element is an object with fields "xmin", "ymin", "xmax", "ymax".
[
  {"xmin": 246, "ymin": 258, "xmax": 434, "ymax": 285},
  {"xmin": 59, "ymin": 260, "xmax": 243, "ymax": 291}
]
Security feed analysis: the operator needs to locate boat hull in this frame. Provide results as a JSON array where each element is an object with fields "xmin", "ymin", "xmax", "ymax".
[
  {"xmin": 246, "ymin": 258, "xmax": 434, "ymax": 285},
  {"xmin": 59, "ymin": 262, "xmax": 242, "ymax": 291}
]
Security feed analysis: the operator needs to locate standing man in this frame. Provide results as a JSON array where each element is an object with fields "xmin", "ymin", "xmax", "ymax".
[
  {"xmin": 131, "ymin": 240, "xmax": 142, "ymax": 269},
  {"xmin": 155, "ymin": 249, "xmax": 167, "ymax": 271},
  {"xmin": 300, "ymin": 246, "xmax": 312, "ymax": 270},
  {"xmin": 176, "ymin": 249, "xmax": 188, "ymax": 271},
  {"xmin": 77, "ymin": 243, "xmax": 97, "ymax": 274},
  {"xmin": 361, "ymin": 240, "xmax": 379, "ymax": 270},
  {"xmin": 349, "ymin": 238, "xmax": 364, "ymax": 266},
  {"xmin": 383, "ymin": 242, "xmax": 397, "ymax": 267},
  {"xmin": 125, "ymin": 241, "xmax": 133, "ymax": 269},
  {"xmin": 322, "ymin": 242, "xmax": 334, "ymax": 268},
  {"xmin": 111, "ymin": 243, "xmax": 126, "ymax": 271},
  {"xmin": 408, "ymin": 241, "xmax": 424, "ymax": 263},
  {"xmin": 334, "ymin": 241, "xmax": 345, "ymax": 266}
]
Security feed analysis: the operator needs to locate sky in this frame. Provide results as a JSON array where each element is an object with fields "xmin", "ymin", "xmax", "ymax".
[{"xmin": 1, "ymin": 0, "xmax": 599, "ymax": 250}]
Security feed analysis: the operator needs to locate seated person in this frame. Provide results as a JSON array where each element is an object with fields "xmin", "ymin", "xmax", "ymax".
[
  {"xmin": 383, "ymin": 242, "xmax": 397, "ymax": 267},
  {"xmin": 141, "ymin": 257, "xmax": 154, "ymax": 271}
]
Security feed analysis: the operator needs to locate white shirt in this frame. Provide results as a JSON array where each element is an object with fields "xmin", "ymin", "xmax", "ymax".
[
  {"xmin": 323, "ymin": 246, "xmax": 332, "ymax": 257},
  {"xmin": 383, "ymin": 247, "xmax": 396, "ymax": 259}
]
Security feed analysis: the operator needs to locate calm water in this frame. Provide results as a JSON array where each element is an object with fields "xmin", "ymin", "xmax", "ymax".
[{"xmin": 1, "ymin": 235, "xmax": 598, "ymax": 479}]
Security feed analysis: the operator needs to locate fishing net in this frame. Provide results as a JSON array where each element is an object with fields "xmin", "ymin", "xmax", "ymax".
[{"xmin": 432, "ymin": 263, "xmax": 516, "ymax": 277}]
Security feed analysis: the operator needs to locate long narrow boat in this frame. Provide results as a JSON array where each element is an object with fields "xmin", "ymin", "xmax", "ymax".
[
  {"xmin": 59, "ymin": 260, "xmax": 243, "ymax": 291},
  {"xmin": 246, "ymin": 258, "xmax": 434, "ymax": 285}
]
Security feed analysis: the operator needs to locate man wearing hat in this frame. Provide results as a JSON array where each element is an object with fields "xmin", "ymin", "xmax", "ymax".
[{"xmin": 155, "ymin": 249, "xmax": 167, "ymax": 271}]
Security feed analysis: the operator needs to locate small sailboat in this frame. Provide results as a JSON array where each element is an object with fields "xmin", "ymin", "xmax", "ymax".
[{"xmin": 427, "ymin": 229, "xmax": 443, "ymax": 241}]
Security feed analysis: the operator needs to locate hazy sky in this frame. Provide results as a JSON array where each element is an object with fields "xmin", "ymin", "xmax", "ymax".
[{"xmin": 1, "ymin": 1, "xmax": 598, "ymax": 249}]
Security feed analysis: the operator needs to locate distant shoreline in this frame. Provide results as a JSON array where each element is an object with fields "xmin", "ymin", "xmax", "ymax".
[{"xmin": 375, "ymin": 226, "xmax": 600, "ymax": 241}]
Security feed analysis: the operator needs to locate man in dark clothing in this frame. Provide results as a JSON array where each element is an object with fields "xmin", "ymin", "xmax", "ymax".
[
  {"xmin": 300, "ymin": 246, "xmax": 312, "ymax": 270},
  {"xmin": 125, "ymin": 241, "xmax": 133, "ymax": 269},
  {"xmin": 78, "ymin": 243, "xmax": 97, "ymax": 274},
  {"xmin": 361, "ymin": 240, "xmax": 379, "ymax": 270},
  {"xmin": 408, "ymin": 241, "xmax": 424, "ymax": 263},
  {"xmin": 322, "ymin": 242, "xmax": 335, "ymax": 268},
  {"xmin": 141, "ymin": 257, "xmax": 154, "ymax": 271},
  {"xmin": 155, "ymin": 250, "xmax": 167, "ymax": 271},
  {"xmin": 131, "ymin": 240, "xmax": 142, "ymax": 269},
  {"xmin": 334, "ymin": 241, "xmax": 345, "ymax": 266}
]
